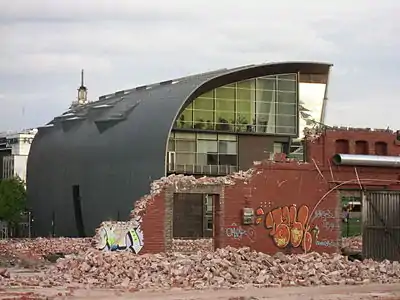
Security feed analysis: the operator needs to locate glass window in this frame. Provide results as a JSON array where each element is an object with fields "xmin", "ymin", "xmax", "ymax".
[
  {"xmin": 218, "ymin": 134, "xmax": 236, "ymax": 141},
  {"xmin": 215, "ymin": 87, "xmax": 235, "ymax": 100},
  {"xmin": 198, "ymin": 133, "xmax": 217, "ymax": 140},
  {"xmin": 199, "ymin": 90, "xmax": 214, "ymax": 99},
  {"xmin": 219, "ymin": 141, "xmax": 237, "ymax": 154},
  {"xmin": 276, "ymin": 125, "xmax": 296, "ymax": 135},
  {"xmin": 277, "ymin": 103, "xmax": 296, "ymax": 116},
  {"xmin": 276, "ymin": 114, "xmax": 296, "ymax": 134},
  {"xmin": 277, "ymin": 91, "xmax": 296, "ymax": 104},
  {"xmin": 237, "ymin": 79, "xmax": 255, "ymax": 90},
  {"xmin": 277, "ymin": 79, "xmax": 296, "ymax": 92},
  {"xmin": 168, "ymin": 139, "xmax": 175, "ymax": 151},
  {"xmin": 215, "ymin": 98, "xmax": 235, "ymax": 111},
  {"xmin": 197, "ymin": 153, "xmax": 219, "ymax": 165},
  {"xmin": 215, "ymin": 111, "xmax": 234, "ymax": 131},
  {"xmin": 277, "ymin": 74, "xmax": 296, "ymax": 81},
  {"xmin": 172, "ymin": 73, "xmax": 297, "ymax": 135},
  {"xmin": 237, "ymin": 88, "xmax": 253, "ymax": 101},
  {"xmin": 196, "ymin": 153, "xmax": 207, "ymax": 165},
  {"xmin": 207, "ymin": 154, "xmax": 218, "ymax": 165},
  {"xmin": 175, "ymin": 140, "xmax": 196, "ymax": 152},
  {"xmin": 176, "ymin": 153, "xmax": 195, "ymax": 165},
  {"xmin": 256, "ymin": 89, "xmax": 275, "ymax": 103},
  {"xmin": 175, "ymin": 132, "xmax": 195, "ymax": 140},
  {"xmin": 236, "ymin": 99, "xmax": 252, "ymax": 113},
  {"xmin": 176, "ymin": 104, "xmax": 193, "ymax": 129},
  {"xmin": 193, "ymin": 110, "xmax": 214, "ymax": 130},
  {"xmin": 219, "ymin": 154, "xmax": 237, "ymax": 166},
  {"xmin": 197, "ymin": 140, "xmax": 218, "ymax": 153},
  {"xmin": 194, "ymin": 97, "xmax": 214, "ymax": 110},
  {"xmin": 256, "ymin": 100, "xmax": 274, "ymax": 115},
  {"xmin": 255, "ymin": 113, "xmax": 274, "ymax": 133},
  {"xmin": 256, "ymin": 78, "xmax": 276, "ymax": 91}
]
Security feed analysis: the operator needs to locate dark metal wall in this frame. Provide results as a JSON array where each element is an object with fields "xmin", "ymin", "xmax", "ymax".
[{"xmin": 362, "ymin": 191, "xmax": 400, "ymax": 261}]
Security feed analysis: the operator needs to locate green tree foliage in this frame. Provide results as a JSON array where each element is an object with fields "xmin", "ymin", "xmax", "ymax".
[{"xmin": 0, "ymin": 176, "xmax": 27, "ymax": 223}]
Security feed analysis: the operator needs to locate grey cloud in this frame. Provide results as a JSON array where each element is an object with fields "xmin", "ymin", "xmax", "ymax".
[{"xmin": 0, "ymin": 0, "xmax": 399, "ymax": 130}]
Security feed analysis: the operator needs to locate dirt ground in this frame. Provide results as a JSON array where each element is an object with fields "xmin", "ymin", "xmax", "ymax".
[{"xmin": 1, "ymin": 283, "xmax": 400, "ymax": 300}]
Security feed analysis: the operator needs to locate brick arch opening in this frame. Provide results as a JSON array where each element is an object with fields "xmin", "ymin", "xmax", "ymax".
[
  {"xmin": 355, "ymin": 140, "xmax": 369, "ymax": 155},
  {"xmin": 375, "ymin": 141, "xmax": 388, "ymax": 156},
  {"xmin": 335, "ymin": 139, "xmax": 350, "ymax": 154}
]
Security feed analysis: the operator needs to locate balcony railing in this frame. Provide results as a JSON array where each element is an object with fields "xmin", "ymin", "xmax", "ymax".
[{"xmin": 168, "ymin": 164, "xmax": 237, "ymax": 175}]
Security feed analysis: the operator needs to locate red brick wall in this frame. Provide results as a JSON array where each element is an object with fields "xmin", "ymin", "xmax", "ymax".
[
  {"xmin": 221, "ymin": 163, "xmax": 341, "ymax": 254},
  {"xmin": 138, "ymin": 128, "xmax": 400, "ymax": 255},
  {"xmin": 307, "ymin": 129, "xmax": 400, "ymax": 166},
  {"xmin": 140, "ymin": 191, "xmax": 166, "ymax": 254}
]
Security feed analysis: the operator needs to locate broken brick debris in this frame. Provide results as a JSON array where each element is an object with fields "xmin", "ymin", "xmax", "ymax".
[
  {"xmin": 1, "ymin": 246, "xmax": 400, "ymax": 291},
  {"xmin": 0, "ymin": 237, "xmax": 92, "ymax": 267},
  {"xmin": 342, "ymin": 236, "xmax": 362, "ymax": 252}
]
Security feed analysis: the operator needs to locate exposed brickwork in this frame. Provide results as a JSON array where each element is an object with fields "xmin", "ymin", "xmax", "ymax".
[
  {"xmin": 118, "ymin": 127, "xmax": 400, "ymax": 255},
  {"xmin": 139, "ymin": 191, "xmax": 166, "ymax": 254},
  {"xmin": 306, "ymin": 127, "xmax": 400, "ymax": 166},
  {"xmin": 221, "ymin": 163, "xmax": 340, "ymax": 254}
]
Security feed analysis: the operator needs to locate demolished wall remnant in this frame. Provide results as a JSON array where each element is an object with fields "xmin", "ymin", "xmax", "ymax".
[{"xmin": 93, "ymin": 127, "xmax": 400, "ymax": 257}]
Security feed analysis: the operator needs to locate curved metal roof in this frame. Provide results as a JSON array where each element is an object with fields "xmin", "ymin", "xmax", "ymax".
[{"xmin": 27, "ymin": 61, "xmax": 332, "ymax": 237}]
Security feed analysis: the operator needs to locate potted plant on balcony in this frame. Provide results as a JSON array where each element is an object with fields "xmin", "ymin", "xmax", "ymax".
[
  {"xmin": 194, "ymin": 118, "xmax": 205, "ymax": 129},
  {"xmin": 236, "ymin": 115, "xmax": 248, "ymax": 132},
  {"xmin": 216, "ymin": 117, "xmax": 230, "ymax": 131},
  {"xmin": 205, "ymin": 120, "xmax": 214, "ymax": 130}
]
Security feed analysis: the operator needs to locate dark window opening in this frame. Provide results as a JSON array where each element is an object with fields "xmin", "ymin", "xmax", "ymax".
[
  {"xmin": 72, "ymin": 185, "xmax": 86, "ymax": 237},
  {"xmin": 335, "ymin": 139, "xmax": 350, "ymax": 154},
  {"xmin": 355, "ymin": 140, "xmax": 369, "ymax": 155},
  {"xmin": 375, "ymin": 141, "xmax": 388, "ymax": 156},
  {"xmin": 172, "ymin": 193, "xmax": 214, "ymax": 239}
]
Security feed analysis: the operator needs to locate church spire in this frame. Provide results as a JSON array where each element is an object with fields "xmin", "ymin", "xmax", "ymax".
[{"xmin": 77, "ymin": 69, "xmax": 88, "ymax": 105}]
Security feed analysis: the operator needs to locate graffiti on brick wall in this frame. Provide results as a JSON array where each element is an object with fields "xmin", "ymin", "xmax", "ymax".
[
  {"xmin": 255, "ymin": 205, "xmax": 319, "ymax": 252},
  {"xmin": 310, "ymin": 209, "xmax": 339, "ymax": 232},
  {"xmin": 97, "ymin": 222, "xmax": 144, "ymax": 254},
  {"xmin": 225, "ymin": 223, "xmax": 255, "ymax": 241}
]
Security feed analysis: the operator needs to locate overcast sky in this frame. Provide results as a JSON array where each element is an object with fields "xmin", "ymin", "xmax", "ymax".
[{"xmin": 1, "ymin": 0, "xmax": 399, "ymax": 131}]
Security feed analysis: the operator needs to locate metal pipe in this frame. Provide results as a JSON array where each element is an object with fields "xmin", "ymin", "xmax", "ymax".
[{"xmin": 333, "ymin": 154, "xmax": 400, "ymax": 167}]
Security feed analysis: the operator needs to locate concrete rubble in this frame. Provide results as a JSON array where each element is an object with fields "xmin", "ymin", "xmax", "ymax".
[{"xmin": 1, "ymin": 246, "xmax": 400, "ymax": 291}]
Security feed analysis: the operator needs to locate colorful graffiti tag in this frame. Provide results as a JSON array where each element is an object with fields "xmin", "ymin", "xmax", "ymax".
[
  {"xmin": 225, "ymin": 223, "xmax": 256, "ymax": 241},
  {"xmin": 255, "ymin": 205, "xmax": 319, "ymax": 252},
  {"xmin": 97, "ymin": 223, "xmax": 144, "ymax": 254}
]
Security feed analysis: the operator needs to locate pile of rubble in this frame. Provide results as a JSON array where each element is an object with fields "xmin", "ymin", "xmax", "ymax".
[
  {"xmin": 2, "ymin": 247, "xmax": 399, "ymax": 290},
  {"xmin": 171, "ymin": 239, "xmax": 213, "ymax": 253},
  {"xmin": 0, "ymin": 238, "xmax": 92, "ymax": 266},
  {"xmin": 342, "ymin": 236, "xmax": 362, "ymax": 252}
]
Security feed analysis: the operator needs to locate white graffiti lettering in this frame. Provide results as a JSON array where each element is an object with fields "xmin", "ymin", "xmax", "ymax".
[
  {"xmin": 311, "ymin": 209, "xmax": 340, "ymax": 232},
  {"xmin": 225, "ymin": 223, "xmax": 255, "ymax": 241},
  {"xmin": 315, "ymin": 240, "xmax": 339, "ymax": 248}
]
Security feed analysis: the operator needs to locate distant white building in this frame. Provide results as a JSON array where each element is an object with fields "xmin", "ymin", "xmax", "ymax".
[{"xmin": 0, "ymin": 128, "xmax": 38, "ymax": 182}]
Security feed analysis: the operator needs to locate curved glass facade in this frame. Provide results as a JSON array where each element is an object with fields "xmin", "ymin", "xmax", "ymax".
[{"xmin": 174, "ymin": 73, "xmax": 298, "ymax": 135}]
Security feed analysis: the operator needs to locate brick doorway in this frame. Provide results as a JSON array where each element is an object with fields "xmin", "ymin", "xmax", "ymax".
[{"xmin": 171, "ymin": 192, "xmax": 220, "ymax": 252}]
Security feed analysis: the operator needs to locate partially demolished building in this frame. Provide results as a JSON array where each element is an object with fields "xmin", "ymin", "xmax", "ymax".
[{"xmin": 27, "ymin": 61, "xmax": 332, "ymax": 237}]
